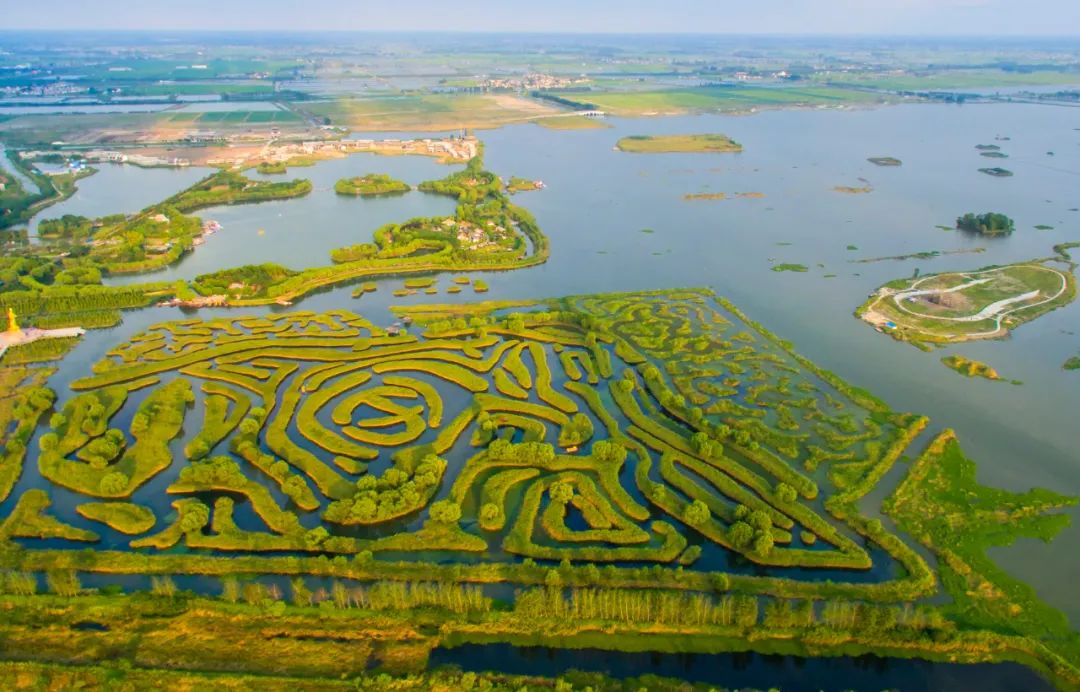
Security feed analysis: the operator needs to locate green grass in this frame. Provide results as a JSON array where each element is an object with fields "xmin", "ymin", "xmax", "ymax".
[
  {"xmin": 884, "ymin": 431, "xmax": 1078, "ymax": 651},
  {"xmin": 820, "ymin": 69, "xmax": 1080, "ymax": 91},
  {"xmin": 304, "ymin": 94, "xmax": 560, "ymax": 130},
  {"xmin": 0, "ymin": 337, "xmax": 81, "ymax": 365},
  {"xmin": 76, "ymin": 502, "xmax": 156, "ymax": 534}
]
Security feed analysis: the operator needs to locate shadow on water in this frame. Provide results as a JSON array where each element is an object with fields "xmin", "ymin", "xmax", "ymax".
[{"xmin": 429, "ymin": 643, "xmax": 1053, "ymax": 692}]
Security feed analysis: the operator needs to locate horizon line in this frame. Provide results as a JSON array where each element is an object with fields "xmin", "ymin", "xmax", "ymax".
[{"xmin": 1, "ymin": 28, "xmax": 1079, "ymax": 39}]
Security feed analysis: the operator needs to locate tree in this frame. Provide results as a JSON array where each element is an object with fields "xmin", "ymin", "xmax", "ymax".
[
  {"xmin": 747, "ymin": 510, "xmax": 772, "ymax": 532},
  {"xmin": 776, "ymin": 483, "xmax": 798, "ymax": 505},
  {"xmin": 429, "ymin": 499, "xmax": 462, "ymax": 524},
  {"xmin": 99, "ymin": 471, "xmax": 128, "ymax": 495},
  {"xmin": 711, "ymin": 573, "xmax": 731, "ymax": 593},
  {"xmin": 729, "ymin": 521, "xmax": 754, "ymax": 549},
  {"xmin": 303, "ymin": 526, "xmax": 329, "ymax": 549},
  {"xmin": 179, "ymin": 501, "xmax": 210, "ymax": 534},
  {"xmin": 290, "ymin": 577, "xmax": 312, "ymax": 607},
  {"xmin": 683, "ymin": 499, "xmax": 710, "ymax": 527},
  {"xmin": 480, "ymin": 503, "xmax": 501, "ymax": 524},
  {"xmin": 592, "ymin": 440, "xmax": 627, "ymax": 464},
  {"xmin": 549, "ymin": 481, "xmax": 574, "ymax": 504},
  {"xmin": 187, "ymin": 437, "xmax": 211, "ymax": 460},
  {"xmin": 38, "ymin": 432, "xmax": 59, "ymax": 452},
  {"xmin": 956, "ymin": 212, "xmax": 1014, "ymax": 236},
  {"xmin": 753, "ymin": 531, "xmax": 774, "ymax": 557}
]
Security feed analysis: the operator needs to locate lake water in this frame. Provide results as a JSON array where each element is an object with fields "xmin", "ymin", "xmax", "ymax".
[
  {"xmin": 430, "ymin": 643, "xmax": 1052, "ymax": 692},
  {"xmin": 4, "ymin": 100, "xmax": 1080, "ymax": 686},
  {"xmin": 103, "ymin": 154, "xmax": 460, "ymax": 281},
  {"xmin": 25, "ymin": 163, "xmax": 209, "ymax": 235},
  {"xmin": 0, "ymin": 144, "xmax": 39, "ymax": 194}
]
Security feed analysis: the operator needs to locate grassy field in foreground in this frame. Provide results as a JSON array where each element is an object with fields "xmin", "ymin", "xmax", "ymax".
[
  {"xmin": 583, "ymin": 87, "xmax": 886, "ymax": 115},
  {"xmin": 616, "ymin": 134, "xmax": 742, "ymax": 153},
  {"xmin": 306, "ymin": 94, "xmax": 561, "ymax": 130}
]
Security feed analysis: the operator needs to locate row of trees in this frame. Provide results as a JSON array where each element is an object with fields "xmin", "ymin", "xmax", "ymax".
[
  {"xmin": 514, "ymin": 585, "xmax": 759, "ymax": 628},
  {"xmin": 323, "ymin": 455, "xmax": 447, "ymax": 525}
]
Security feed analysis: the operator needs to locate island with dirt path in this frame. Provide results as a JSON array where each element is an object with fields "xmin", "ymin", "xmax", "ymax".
[{"xmin": 856, "ymin": 257, "xmax": 1077, "ymax": 347}]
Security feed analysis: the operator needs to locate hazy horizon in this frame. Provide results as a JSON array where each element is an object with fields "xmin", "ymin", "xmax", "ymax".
[{"xmin": 2, "ymin": 0, "xmax": 1079, "ymax": 37}]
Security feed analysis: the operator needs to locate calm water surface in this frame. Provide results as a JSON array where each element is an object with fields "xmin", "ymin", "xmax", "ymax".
[{"xmin": 429, "ymin": 643, "xmax": 1053, "ymax": 692}]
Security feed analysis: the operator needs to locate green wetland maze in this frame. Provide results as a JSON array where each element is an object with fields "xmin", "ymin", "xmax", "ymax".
[
  {"xmin": 0, "ymin": 153, "xmax": 1077, "ymax": 688},
  {"xmin": 0, "ymin": 288, "xmax": 1076, "ymax": 686}
]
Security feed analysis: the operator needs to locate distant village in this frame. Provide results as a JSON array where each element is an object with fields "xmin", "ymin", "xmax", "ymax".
[
  {"xmin": 478, "ymin": 73, "xmax": 588, "ymax": 91},
  {"xmin": 15, "ymin": 135, "xmax": 479, "ymax": 174}
]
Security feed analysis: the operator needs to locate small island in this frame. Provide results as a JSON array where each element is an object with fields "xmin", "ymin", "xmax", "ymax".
[
  {"xmin": 979, "ymin": 167, "xmax": 1013, "ymax": 178},
  {"xmin": 980, "ymin": 151, "xmax": 1009, "ymax": 159},
  {"xmin": 256, "ymin": 161, "xmax": 288, "ymax": 174},
  {"xmin": 772, "ymin": 263, "xmax": 809, "ymax": 273},
  {"xmin": 1065, "ymin": 356, "xmax": 1080, "ymax": 371},
  {"xmin": 857, "ymin": 257, "xmax": 1076, "ymax": 346},
  {"xmin": 867, "ymin": 157, "xmax": 902, "ymax": 166},
  {"xmin": 506, "ymin": 176, "xmax": 545, "ymax": 193},
  {"xmin": 616, "ymin": 134, "xmax": 743, "ymax": 154},
  {"xmin": 975, "ymin": 144, "xmax": 1001, "ymax": 151},
  {"xmin": 334, "ymin": 173, "xmax": 411, "ymax": 197},
  {"xmin": 941, "ymin": 355, "xmax": 1000, "ymax": 380},
  {"xmin": 956, "ymin": 212, "xmax": 1014, "ymax": 235},
  {"xmin": 834, "ymin": 185, "xmax": 873, "ymax": 194}
]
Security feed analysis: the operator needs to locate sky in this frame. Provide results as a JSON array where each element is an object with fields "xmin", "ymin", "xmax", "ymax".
[{"xmin": 2, "ymin": 0, "xmax": 1079, "ymax": 36}]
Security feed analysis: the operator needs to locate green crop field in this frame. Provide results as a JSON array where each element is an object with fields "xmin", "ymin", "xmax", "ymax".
[
  {"xmin": 305, "ymin": 94, "xmax": 561, "ymax": 130},
  {"xmin": 584, "ymin": 86, "xmax": 886, "ymax": 115}
]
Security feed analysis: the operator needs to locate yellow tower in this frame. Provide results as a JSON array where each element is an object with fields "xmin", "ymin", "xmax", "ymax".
[{"xmin": 6, "ymin": 308, "xmax": 19, "ymax": 333}]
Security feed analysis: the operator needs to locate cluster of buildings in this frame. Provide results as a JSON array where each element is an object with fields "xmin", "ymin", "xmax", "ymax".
[
  {"xmin": 479, "ymin": 73, "xmax": 588, "ymax": 91},
  {"xmin": 0, "ymin": 81, "xmax": 88, "ymax": 99},
  {"xmin": 440, "ymin": 218, "xmax": 507, "ymax": 250}
]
